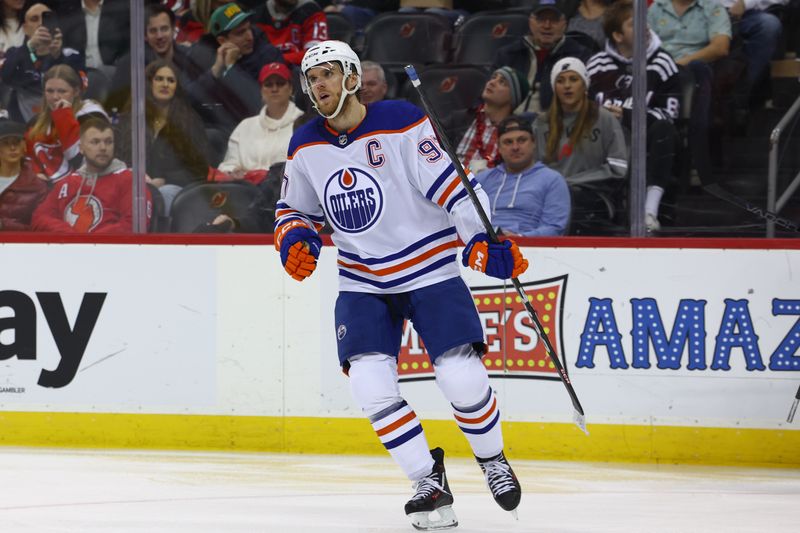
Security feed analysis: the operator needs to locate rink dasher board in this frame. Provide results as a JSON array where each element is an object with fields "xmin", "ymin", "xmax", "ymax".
[{"xmin": 0, "ymin": 236, "xmax": 798, "ymax": 466}]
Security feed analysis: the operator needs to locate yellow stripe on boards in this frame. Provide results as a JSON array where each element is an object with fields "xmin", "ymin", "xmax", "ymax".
[{"xmin": 0, "ymin": 412, "xmax": 797, "ymax": 468}]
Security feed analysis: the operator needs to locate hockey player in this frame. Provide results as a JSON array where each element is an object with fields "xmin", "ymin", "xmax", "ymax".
[{"xmin": 275, "ymin": 40, "xmax": 526, "ymax": 530}]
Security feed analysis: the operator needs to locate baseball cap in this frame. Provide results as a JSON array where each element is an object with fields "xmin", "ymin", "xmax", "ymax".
[
  {"xmin": 0, "ymin": 120, "xmax": 26, "ymax": 141},
  {"xmin": 259, "ymin": 62, "xmax": 292, "ymax": 84},
  {"xmin": 497, "ymin": 115, "xmax": 534, "ymax": 138},
  {"xmin": 530, "ymin": 0, "xmax": 566, "ymax": 16},
  {"xmin": 209, "ymin": 2, "xmax": 252, "ymax": 37}
]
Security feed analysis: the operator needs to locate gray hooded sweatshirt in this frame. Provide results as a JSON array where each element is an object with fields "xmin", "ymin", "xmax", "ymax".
[{"xmin": 534, "ymin": 107, "xmax": 629, "ymax": 186}]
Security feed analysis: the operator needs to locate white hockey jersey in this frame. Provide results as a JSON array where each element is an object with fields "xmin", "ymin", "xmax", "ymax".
[{"xmin": 275, "ymin": 100, "xmax": 490, "ymax": 294}]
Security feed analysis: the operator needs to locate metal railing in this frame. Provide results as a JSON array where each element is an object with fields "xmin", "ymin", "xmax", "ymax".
[{"xmin": 767, "ymin": 93, "xmax": 800, "ymax": 237}]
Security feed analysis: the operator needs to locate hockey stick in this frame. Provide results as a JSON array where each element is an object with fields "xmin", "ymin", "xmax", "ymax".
[
  {"xmin": 788, "ymin": 384, "xmax": 800, "ymax": 423},
  {"xmin": 703, "ymin": 183, "xmax": 800, "ymax": 233},
  {"xmin": 405, "ymin": 65, "xmax": 588, "ymax": 435}
]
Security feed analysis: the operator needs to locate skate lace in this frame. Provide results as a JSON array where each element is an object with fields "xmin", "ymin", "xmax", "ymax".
[
  {"xmin": 483, "ymin": 460, "xmax": 516, "ymax": 495},
  {"xmin": 410, "ymin": 475, "xmax": 446, "ymax": 501}
]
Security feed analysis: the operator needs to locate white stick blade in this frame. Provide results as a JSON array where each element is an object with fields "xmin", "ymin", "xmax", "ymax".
[{"xmin": 574, "ymin": 411, "xmax": 589, "ymax": 435}]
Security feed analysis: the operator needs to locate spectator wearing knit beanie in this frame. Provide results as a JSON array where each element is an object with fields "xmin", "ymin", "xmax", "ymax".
[{"xmin": 454, "ymin": 66, "xmax": 531, "ymax": 173}]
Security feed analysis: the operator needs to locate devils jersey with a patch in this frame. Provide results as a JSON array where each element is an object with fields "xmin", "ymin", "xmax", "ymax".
[
  {"xmin": 276, "ymin": 100, "xmax": 489, "ymax": 294},
  {"xmin": 25, "ymin": 101, "xmax": 107, "ymax": 182},
  {"xmin": 32, "ymin": 160, "xmax": 152, "ymax": 233},
  {"xmin": 252, "ymin": 0, "xmax": 327, "ymax": 65}
]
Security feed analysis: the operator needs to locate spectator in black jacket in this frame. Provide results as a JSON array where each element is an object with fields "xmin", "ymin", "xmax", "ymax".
[
  {"xmin": 56, "ymin": 0, "xmax": 129, "ymax": 77},
  {"xmin": 586, "ymin": 0, "xmax": 681, "ymax": 232},
  {"xmin": 0, "ymin": 1, "xmax": 84, "ymax": 122},
  {"xmin": 187, "ymin": 2, "xmax": 284, "ymax": 136},
  {"xmin": 115, "ymin": 58, "xmax": 209, "ymax": 214},
  {"xmin": 492, "ymin": 0, "xmax": 592, "ymax": 113},
  {"xmin": 106, "ymin": 3, "xmax": 203, "ymax": 114}
]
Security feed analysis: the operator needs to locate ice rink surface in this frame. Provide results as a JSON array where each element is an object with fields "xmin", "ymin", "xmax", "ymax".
[{"xmin": 1, "ymin": 447, "xmax": 798, "ymax": 533}]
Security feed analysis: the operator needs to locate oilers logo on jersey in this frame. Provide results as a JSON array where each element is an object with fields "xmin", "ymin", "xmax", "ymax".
[{"xmin": 324, "ymin": 167, "xmax": 384, "ymax": 233}]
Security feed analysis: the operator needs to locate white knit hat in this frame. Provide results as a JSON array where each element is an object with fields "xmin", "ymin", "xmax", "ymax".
[{"xmin": 550, "ymin": 57, "xmax": 589, "ymax": 90}]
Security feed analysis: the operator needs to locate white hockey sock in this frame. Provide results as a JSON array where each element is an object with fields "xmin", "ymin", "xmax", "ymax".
[
  {"xmin": 434, "ymin": 345, "xmax": 504, "ymax": 459},
  {"xmin": 349, "ymin": 353, "xmax": 434, "ymax": 481},
  {"xmin": 645, "ymin": 185, "xmax": 664, "ymax": 217}
]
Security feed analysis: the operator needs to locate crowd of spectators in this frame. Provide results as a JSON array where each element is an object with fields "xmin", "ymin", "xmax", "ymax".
[{"xmin": 0, "ymin": 0, "xmax": 796, "ymax": 234}]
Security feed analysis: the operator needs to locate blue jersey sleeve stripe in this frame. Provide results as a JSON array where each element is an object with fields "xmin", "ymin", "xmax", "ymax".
[
  {"xmin": 425, "ymin": 163, "xmax": 455, "ymax": 200},
  {"xmin": 337, "ymin": 227, "xmax": 457, "ymax": 265},
  {"xmin": 338, "ymin": 254, "xmax": 457, "ymax": 289}
]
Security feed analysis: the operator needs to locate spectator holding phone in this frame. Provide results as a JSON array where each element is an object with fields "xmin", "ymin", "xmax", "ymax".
[{"xmin": 0, "ymin": 2, "xmax": 84, "ymax": 122}]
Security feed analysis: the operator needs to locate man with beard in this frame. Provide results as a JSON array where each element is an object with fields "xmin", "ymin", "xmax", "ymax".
[
  {"xmin": 33, "ymin": 117, "xmax": 151, "ymax": 233},
  {"xmin": 274, "ymin": 40, "xmax": 526, "ymax": 530}
]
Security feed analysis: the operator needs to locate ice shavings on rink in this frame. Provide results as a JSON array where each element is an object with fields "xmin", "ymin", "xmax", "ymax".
[{"xmin": 0, "ymin": 448, "xmax": 798, "ymax": 533}]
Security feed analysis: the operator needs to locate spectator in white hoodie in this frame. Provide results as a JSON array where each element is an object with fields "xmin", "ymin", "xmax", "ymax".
[{"xmin": 218, "ymin": 61, "xmax": 304, "ymax": 183}]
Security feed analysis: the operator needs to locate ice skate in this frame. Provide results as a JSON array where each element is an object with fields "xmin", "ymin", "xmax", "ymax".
[
  {"xmin": 476, "ymin": 451, "xmax": 521, "ymax": 518},
  {"xmin": 404, "ymin": 447, "xmax": 458, "ymax": 531}
]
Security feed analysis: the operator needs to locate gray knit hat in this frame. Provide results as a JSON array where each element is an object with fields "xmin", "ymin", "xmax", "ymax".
[{"xmin": 493, "ymin": 66, "xmax": 530, "ymax": 109}]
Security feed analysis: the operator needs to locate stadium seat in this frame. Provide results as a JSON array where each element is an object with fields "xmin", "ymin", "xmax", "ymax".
[
  {"xmin": 452, "ymin": 11, "xmax": 530, "ymax": 66},
  {"xmin": 403, "ymin": 64, "xmax": 490, "ymax": 113},
  {"xmin": 362, "ymin": 12, "xmax": 453, "ymax": 66},
  {"xmin": 169, "ymin": 180, "xmax": 261, "ymax": 233},
  {"xmin": 205, "ymin": 127, "xmax": 229, "ymax": 168},
  {"xmin": 84, "ymin": 68, "xmax": 111, "ymax": 105},
  {"xmin": 147, "ymin": 183, "xmax": 169, "ymax": 233},
  {"xmin": 325, "ymin": 12, "xmax": 355, "ymax": 45}
]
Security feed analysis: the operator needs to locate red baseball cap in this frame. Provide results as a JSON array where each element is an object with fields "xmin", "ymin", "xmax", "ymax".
[{"xmin": 259, "ymin": 62, "xmax": 291, "ymax": 84}]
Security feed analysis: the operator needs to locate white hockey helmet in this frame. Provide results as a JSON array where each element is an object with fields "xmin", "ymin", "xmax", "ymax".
[{"xmin": 300, "ymin": 40, "xmax": 362, "ymax": 119}]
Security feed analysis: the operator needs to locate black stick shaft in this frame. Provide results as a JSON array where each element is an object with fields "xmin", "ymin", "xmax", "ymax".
[
  {"xmin": 704, "ymin": 184, "xmax": 800, "ymax": 233},
  {"xmin": 405, "ymin": 65, "xmax": 586, "ymax": 419}
]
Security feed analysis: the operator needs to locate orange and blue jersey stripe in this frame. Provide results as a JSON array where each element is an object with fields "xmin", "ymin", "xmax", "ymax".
[
  {"xmin": 336, "ymin": 227, "xmax": 458, "ymax": 289},
  {"xmin": 370, "ymin": 400, "xmax": 424, "ymax": 450},
  {"xmin": 425, "ymin": 162, "xmax": 480, "ymax": 213},
  {"xmin": 452, "ymin": 388, "xmax": 500, "ymax": 435}
]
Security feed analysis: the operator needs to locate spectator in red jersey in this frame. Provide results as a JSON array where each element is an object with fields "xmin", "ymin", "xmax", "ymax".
[
  {"xmin": 0, "ymin": 120, "xmax": 48, "ymax": 231},
  {"xmin": 251, "ymin": 0, "xmax": 328, "ymax": 65},
  {"xmin": 0, "ymin": 2, "xmax": 85, "ymax": 122},
  {"xmin": 24, "ymin": 64, "xmax": 108, "ymax": 183},
  {"xmin": 32, "ymin": 117, "xmax": 152, "ymax": 233},
  {"xmin": 176, "ymin": 0, "xmax": 229, "ymax": 44},
  {"xmin": 187, "ymin": 2, "xmax": 284, "ymax": 135}
]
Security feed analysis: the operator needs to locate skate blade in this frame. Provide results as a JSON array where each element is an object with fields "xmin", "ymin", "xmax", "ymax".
[
  {"xmin": 510, "ymin": 508, "xmax": 519, "ymax": 520},
  {"xmin": 409, "ymin": 505, "xmax": 458, "ymax": 531}
]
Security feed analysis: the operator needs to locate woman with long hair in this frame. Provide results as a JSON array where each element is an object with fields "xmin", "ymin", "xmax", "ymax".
[
  {"xmin": 535, "ymin": 56, "xmax": 628, "ymax": 189},
  {"xmin": 116, "ymin": 58, "xmax": 209, "ymax": 212},
  {"xmin": 24, "ymin": 64, "xmax": 108, "ymax": 182}
]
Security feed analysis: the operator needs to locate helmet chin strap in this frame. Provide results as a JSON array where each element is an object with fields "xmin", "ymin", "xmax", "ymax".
[{"xmin": 312, "ymin": 74, "xmax": 359, "ymax": 120}]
